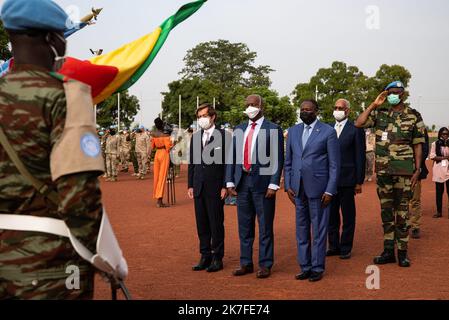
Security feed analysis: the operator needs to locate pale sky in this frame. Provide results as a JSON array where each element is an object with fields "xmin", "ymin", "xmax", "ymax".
[{"xmin": 3, "ymin": 0, "xmax": 449, "ymax": 128}]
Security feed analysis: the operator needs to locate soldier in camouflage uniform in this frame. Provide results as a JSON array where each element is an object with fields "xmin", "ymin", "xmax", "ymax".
[
  {"xmin": 119, "ymin": 129, "xmax": 131, "ymax": 173},
  {"xmin": 356, "ymin": 81, "xmax": 425, "ymax": 267},
  {"xmin": 99, "ymin": 129, "xmax": 108, "ymax": 178},
  {"xmin": 130, "ymin": 129, "xmax": 140, "ymax": 176},
  {"xmin": 105, "ymin": 128, "xmax": 120, "ymax": 182},
  {"xmin": 0, "ymin": 0, "xmax": 104, "ymax": 299},
  {"xmin": 135, "ymin": 127, "xmax": 150, "ymax": 179},
  {"xmin": 365, "ymin": 130, "xmax": 376, "ymax": 182}
]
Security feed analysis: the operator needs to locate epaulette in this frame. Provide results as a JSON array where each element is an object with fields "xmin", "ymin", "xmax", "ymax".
[
  {"xmin": 409, "ymin": 107, "xmax": 421, "ymax": 117},
  {"xmin": 48, "ymin": 71, "xmax": 70, "ymax": 83}
]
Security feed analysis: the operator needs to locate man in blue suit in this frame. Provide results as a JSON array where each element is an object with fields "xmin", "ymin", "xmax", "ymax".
[
  {"xmin": 226, "ymin": 94, "xmax": 284, "ymax": 279},
  {"xmin": 327, "ymin": 99, "xmax": 366, "ymax": 260},
  {"xmin": 285, "ymin": 99, "xmax": 340, "ymax": 282}
]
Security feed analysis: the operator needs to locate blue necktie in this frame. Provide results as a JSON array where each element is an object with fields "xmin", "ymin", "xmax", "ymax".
[{"xmin": 302, "ymin": 125, "xmax": 311, "ymax": 148}]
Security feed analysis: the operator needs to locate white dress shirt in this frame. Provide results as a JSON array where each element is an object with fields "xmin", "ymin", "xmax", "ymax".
[
  {"xmin": 227, "ymin": 117, "xmax": 279, "ymax": 191},
  {"xmin": 334, "ymin": 118, "xmax": 348, "ymax": 138},
  {"xmin": 202, "ymin": 125, "xmax": 215, "ymax": 146}
]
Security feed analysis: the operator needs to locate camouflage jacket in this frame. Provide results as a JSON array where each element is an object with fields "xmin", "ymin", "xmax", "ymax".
[
  {"xmin": 105, "ymin": 135, "xmax": 120, "ymax": 155},
  {"xmin": 0, "ymin": 65, "xmax": 103, "ymax": 284},
  {"xmin": 119, "ymin": 133, "xmax": 131, "ymax": 151},
  {"xmin": 363, "ymin": 105, "xmax": 426, "ymax": 176}
]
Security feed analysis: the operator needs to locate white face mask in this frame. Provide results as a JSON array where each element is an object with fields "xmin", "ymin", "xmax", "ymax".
[
  {"xmin": 244, "ymin": 106, "xmax": 260, "ymax": 120},
  {"xmin": 333, "ymin": 110, "xmax": 347, "ymax": 122},
  {"xmin": 198, "ymin": 117, "xmax": 212, "ymax": 130}
]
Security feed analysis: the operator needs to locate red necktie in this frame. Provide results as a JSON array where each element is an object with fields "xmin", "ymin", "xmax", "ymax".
[{"xmin": 244, "ymin": 122, "xmax": 257, "ymax": 172}]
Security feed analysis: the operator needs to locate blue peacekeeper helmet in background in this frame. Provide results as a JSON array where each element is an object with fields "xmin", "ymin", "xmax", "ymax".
[{"xmin": 1, "ymin": 0, "xmax": 72, "ymax": 32}]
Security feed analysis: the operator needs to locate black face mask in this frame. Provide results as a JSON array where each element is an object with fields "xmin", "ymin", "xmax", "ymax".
[{"xmin": 300, "ymin": 111, "xmax": 317, "ymax": 125}]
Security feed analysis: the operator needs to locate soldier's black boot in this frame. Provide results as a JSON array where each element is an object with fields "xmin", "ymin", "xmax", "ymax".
[
  {"xmin": 397, "ymin": 250, "xmax": 411, "ymax": 267},
  {"xmin": 373, "ymin": 249, "xmax": 396, "ymax": 265}
]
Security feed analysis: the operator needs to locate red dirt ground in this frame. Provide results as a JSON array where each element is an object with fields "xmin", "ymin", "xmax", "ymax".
[{"xmin": 94, "ymin": 162, "xmax": 449, "ymax": 300}]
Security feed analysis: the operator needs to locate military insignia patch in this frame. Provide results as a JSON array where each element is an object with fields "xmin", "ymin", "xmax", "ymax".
[{"xmin": 80, "ymin": 133, "xmax": 101, "ymax": 158}]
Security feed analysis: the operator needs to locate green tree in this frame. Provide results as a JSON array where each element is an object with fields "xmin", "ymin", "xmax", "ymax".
[
  {"xmin": 162, "ymin": 79, "xmax": 297, "ymax": 129},
  {"xmin": 179, "ymin": 39, "xmax": 274, "ymax": 90},
  {"xmin": 97, "ymin": 91, "xmax": 140, "ymax": 129},
  {"xmin": 163, "ymin": 40, "xmax": 296, "ymax": 129},
  {"xmin": 0, "ymin": 21, "xmax": 12, "ymax": 61},
  {"xmin": 292, "ymin": 61, "xmax": 413, "ymax": 123},
  {"xmin": 162, "ymin": 78, "xmax": 221, "ymax": 128},
  {"xmin": 292, "ymin": 61, "xmax": 369, "ymax": 123}
]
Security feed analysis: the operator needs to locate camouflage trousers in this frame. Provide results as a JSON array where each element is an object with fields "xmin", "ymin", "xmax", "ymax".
[
  {"xmin": 377, "ymin": 175, "xmax": 412, "ymax": 251},
  {"xmin": 106, "ymin": 153, "xmax": 118, "ymax": 178},
  {"xmin": 119, "ymin": 148, "xmax": 130, "ymax": 170},
  {"xmin": 0, "ymin": 267, "xmax": 94, "ymax": 300},
  {"xmin": 130, "ymin": 150, "xmax": 139, "ymax": 173},
  {"xmin": 136, "ymin": 152, "xmax": 147, "ymax": 176},
  {"xmin": 409, "ymin": 180, "xmax": 422, "ymax": 231},
  {"xmin": 365, "ymin": 151, "xmax": 375, "ymax": 178}
]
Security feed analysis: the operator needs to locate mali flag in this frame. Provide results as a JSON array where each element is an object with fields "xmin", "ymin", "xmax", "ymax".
[{"xmin": 59, "ymin": 0, "xmax": 207, "ymax": 105}]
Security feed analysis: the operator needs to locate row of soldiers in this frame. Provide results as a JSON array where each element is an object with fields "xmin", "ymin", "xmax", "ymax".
[{"xmin": 98, "ymin": 127, "xmax": 152, "ymax": 181}]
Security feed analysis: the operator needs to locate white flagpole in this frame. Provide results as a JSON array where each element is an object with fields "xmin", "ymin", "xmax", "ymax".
[
  {"xmin": 161, "ymin": 95, "xmax": 164, "ymax": 119},
  {"xmin": 117, "ymin": 93, "xmax": 121, "ymax": 132},
  {"xmin": 178, "ymin": 94, "xmax": 182, "ymax": 130}
]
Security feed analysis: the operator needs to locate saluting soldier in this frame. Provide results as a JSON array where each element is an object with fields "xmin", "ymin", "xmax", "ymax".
[{"xmin": 356, "ymin": 81, "xmax": 425, "ymax": 267}]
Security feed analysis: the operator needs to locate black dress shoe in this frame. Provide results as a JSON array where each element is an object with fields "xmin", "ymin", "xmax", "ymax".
[
  {"xmin": 373, "ymin": 250, "xmax": 396, "ymax": 265},
  {"xmin": 232, "ymin": 264, "xmax": 254, "ymax": 276},
  {"xmin": 256, "ymin": 267, "xmax": 271, "ymax": 279},
  {"xmin": 397, "ymin": 250, "xmax": 411, "ymax": 268},
  {"xmin": 295, "ymin": 270, "xmax": 312, "ymax": 280},
  {"xmin": 206, "ymin": 260, "xmax": 223, "ymax": 273},
  {"xmin": 326, "ymin": 249, "xmax": 341, "ymax": 257},
  {"xmin": 192, "ymin": 257, "xmax": 212, "ymax": 271},
  {"xmin": 411, "ymin": 229, "xmax": 420, "ymax": 239},
  {"xmin": 339, "ymin": 252, "xmax": 352, "ymax": 260},
  {"xmin": 309, "ymin": 272, "xmax": 323, "ymax": 282}
]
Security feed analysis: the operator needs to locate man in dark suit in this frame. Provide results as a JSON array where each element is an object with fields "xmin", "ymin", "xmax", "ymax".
[
  {"xmin": 226, "ymin": 94, "xmax": 284, "ymax": 279},
  {"xmin": 188, "ymin": 103, "xmax": 229, "ymax": 273},
  {"xmin": 327, "ymin": 99, "xmax": 366, "ymax": 260},
  {"xmin": 285, "ymin": 99, "xmax": 340, "ymax": 282}
]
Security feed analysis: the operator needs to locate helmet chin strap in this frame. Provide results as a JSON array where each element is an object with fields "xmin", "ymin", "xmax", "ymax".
[{"xmin": 46, "ymin": 33, "xmax": 67, "ymax": 70}]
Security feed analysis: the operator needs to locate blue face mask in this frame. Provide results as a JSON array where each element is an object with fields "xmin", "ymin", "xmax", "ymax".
[
  {"xmin": 99, "ymin": 131, "xmax": 104, "ymax": 136},
  {"xmin": 387, "ymin": 94, "xmax": 401, "ymax": 106}
]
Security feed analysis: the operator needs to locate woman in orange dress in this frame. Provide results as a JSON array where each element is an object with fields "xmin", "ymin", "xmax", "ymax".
[{"xmin": 151, "ymin": 118, "xmax": 172, "ymax": 207}]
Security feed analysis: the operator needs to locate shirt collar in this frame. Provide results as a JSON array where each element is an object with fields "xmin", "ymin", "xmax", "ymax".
[
  {"xmin": 335, "ymin": 118, "xmax": 349, "ymax": 128},
  {"xmin": 249, "ymin": 116, "xmax": 265, "ymax": 127},
  {"xmin": 204, "ymin": 125, "xmax": 215, "ymax": 135},
  {"xmin": 305, "ymin": 118, "xmax": 318, "ymax": 130}
]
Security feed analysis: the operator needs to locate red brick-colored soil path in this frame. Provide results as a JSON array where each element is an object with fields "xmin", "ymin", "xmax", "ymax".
[{"xmin": 94, "ymin": 163, "xmax": 449, "ymax": 300}]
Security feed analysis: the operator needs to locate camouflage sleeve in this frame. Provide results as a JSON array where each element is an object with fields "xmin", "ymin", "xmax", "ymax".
[
  {"xmin": 412, "ymin": 112, "xmax": 426, "ymax": 145},
  {"xmin": 55, "ymin": 172, "xmax": 102, "ymax": 253},
  {"xmin": 362, "ymin": 110, "xmax": 377, "ymax": 129},
  {"xmin": 47, "ymin": 90, "xmax": 102, "ymax": 253}
]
